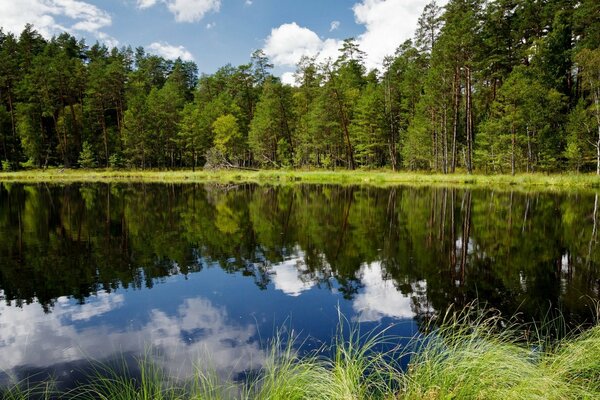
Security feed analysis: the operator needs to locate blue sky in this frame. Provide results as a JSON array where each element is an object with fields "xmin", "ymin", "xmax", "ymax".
[{"xmin": 0, "ymin": 0, "xmax": 441, "ymax": 82}]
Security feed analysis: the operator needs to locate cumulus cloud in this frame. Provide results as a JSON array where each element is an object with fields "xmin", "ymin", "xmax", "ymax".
[
  {"xmin": 281, "ymin": 72, "xmax": 297, "ymax": 86},
  {"xmin": 137, "ymin": 0, "xmax": 159, "ymax": 9},
  {"xmin": 0, "ymin": 0, "xmax": 115, "ymax": 44},
  {"xmin": 264, "ymin": 0, "xmax": 447, "ymax": 73},
  {"xmin": 147, "ymin": 41, "xmax": 195, "ymax": 61},
  {"xmin": 263, "ymin": 22, "xmax": 342, "ymax": 67},
  {"xmin": 138, "ymin": 0, "xmax": 221, "ymax": 22},
  {"xmin": 168, "ymin": 0, "xmax": 221, "ymax": 22},
  {"xmin": 353, "ymin": 0, "xmax": 440, "ymax": 70},
  {"xmin": 264, "ymin": 23, "xmax": 322, "ymax": 66}
]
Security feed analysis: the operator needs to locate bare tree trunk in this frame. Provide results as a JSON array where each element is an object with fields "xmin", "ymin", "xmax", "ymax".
[
  {"xmin": 334, "ymin": 89, "xmax": 355, "ymax": 170},
  {"xmin": 432, "ymin": 109, "xmax": 438, "ymax": 171},
  {"xmin": 465, "ymin": 67, "xmax": 473, "ymax": 174},
  {"xmin": 101, "ymin": 111, "xmax": 109, "ymax": 166},
  {"xmin": 385, "ymin": 78, "xmax": 397, "ymax": 171},
  {"xmin": 451, "ymin": 67, "xmax": 460, "ymax": 173},
  {"xmin": 593, "ymin": 85, "xmax": 600, "ymax": 175},
  {"xmin": 443, "ymin": 103, "xmax": 448, "ymax": 174},
  {"xmin": 511, "ymin": 118, "xmax": 516, "ymax": 176},
  {"xmin": 526, "ymin": 126, "xmax": 532, "ymax": 173}
]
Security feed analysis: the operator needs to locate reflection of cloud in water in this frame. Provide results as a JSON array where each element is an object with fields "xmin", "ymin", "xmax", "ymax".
[
  {"xmin": 352, "ymin": 262, "xmax": 424, "ymax": 323},
  {"xmin": 270, "ymin": 255, "xmax": 316, "ymax": 297},
  {"xmin": 0, "ymin": 292, "xmax": 264, "ymax": 378},
  {"xmin": 55, "ymin": 291, "xmax": 125, "ymax": 321}
]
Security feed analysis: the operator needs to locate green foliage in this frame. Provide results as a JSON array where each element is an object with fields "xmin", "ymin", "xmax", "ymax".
[
  {"xmin": 249, "ymin": 78, "xmax": 295, "ymax": 167},
  {"xmin": 78, "ymin": 141, "xmax": 97, "ymax": 168},
  {"xmin": 108, "ymin": 153, "xmax": 124, "ymax": 169},
  {"xmin": 212, "ymin": 114, "xmax": 244, "ymax": 165}
]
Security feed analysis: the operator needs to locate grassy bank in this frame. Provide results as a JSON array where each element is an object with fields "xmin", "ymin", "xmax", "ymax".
[
  {"xmin": 2, "ymin": 168, "xmax": 600, "ymax": 189},
  {"xmin": 4, "ymin": 309, "xmax": 600, "ymax": 400}
]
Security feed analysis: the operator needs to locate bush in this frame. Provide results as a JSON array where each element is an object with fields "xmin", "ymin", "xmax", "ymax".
[
  {"xmin": 78, "ymin": 141, "xmax": 97, "ymax": 168},
  {"xmin": 108, "ymin": 153, "xmax": 124, "ymax": 169},
  {"xmin": 1, "ymin": 160, "xmax": 11, "ymax": 171}
]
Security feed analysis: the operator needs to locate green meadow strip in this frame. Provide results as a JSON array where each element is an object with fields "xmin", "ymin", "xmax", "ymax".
[{"xmin": 3, "ymin": 169, "xmax": 600, "ymax": 190}]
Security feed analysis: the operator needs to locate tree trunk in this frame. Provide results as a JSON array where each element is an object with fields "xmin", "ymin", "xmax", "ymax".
[
  {"xmin": 511, "ymin": 120, "xmax": 516, "ymax": 176},
  {"xmin": 451, "ymin": 67, "xmax": 460, "ymax": 173},
  {"xmin": 385, "ymin": 79, "xmax": 397, "ymax": 171},
  {"xmin": 101, "ymin": 110, "xmax": 109, "ymax": 167},
  {"xmin": 443, "ymin": 103, "xmax": 448, "ymax": 174},
  {"xmin": 333, "ymin": 87, "xmax": 355, "ymax": 170},
  {"xmin": 8, "ymin": 91, "xmax": 16, "ymax": 138},
  {"xmin": 594, "ymin": 85, "xmax": 600, "ymax": 175},
  {"xmin": 526, "ymin": 126, "xmax": 533, "ymax": 173},
  {"xmin": 431, "ymin": 109, "xmax": 438, "ymax": 171},
  {"xmin": 465, "ymin": 67, "xmax": 473, "ymax": 174}
]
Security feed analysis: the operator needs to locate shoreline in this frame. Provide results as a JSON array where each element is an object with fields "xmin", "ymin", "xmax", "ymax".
[{"xmin": 1, "ymin": 168, "xmax": 600, "ymax": 189}]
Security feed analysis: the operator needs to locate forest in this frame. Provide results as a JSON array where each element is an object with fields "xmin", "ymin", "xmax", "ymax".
[{"xmin": 0, "ymin": 0, "xmax": 599, "ymax": 174}]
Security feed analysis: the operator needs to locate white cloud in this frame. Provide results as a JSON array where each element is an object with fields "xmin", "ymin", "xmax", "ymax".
[
  {"xmin": 264, "ymin": 0, "xmax": 447, "ymax": 73},
  {"xmin": 281, "ymin": 72, "xmax": 297, "ymax": 86},
  {"xmin": 137, "ymin": 0, "xmax": 159, "ymax": 9},
  {"xmin": 136, "ymin": 0, "xmax": 220, "ymax": 22},
  {"xmin": 148, "ymin": 41, "xmax": 195, "ymax": 61},
  {"xmin": 353, "ymin": 0, "xmax": 441, "ymax": 70},
  {"xmin": 245, "ymin": 0, "xmax": 253, "ymax": 5},
  {"xmin": 169, "ymin": 0, "xmax": 221, "ymax": 22},
  {"xmin": 0, "ymin": 0, "xmax": 115, "ymax": 44},
  {"xmin": 330, "ymin": 20, "xmax": 340, "ymax": 32},
  {"xmin": 263, "ymin": 22, "xmax": 342, "ymax": 67},
  {"xmin": 206, "ymin": 22, "xmax": 216, "ymax": 29}
]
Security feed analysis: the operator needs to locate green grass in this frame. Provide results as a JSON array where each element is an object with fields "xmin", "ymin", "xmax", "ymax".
[
  {"xmin": 3, "ymin": 308, "xmax": 600, "ymax": 399},
  {"xmin": 3, "ymin": 168, "xmax": 600, "ymax": 190}
]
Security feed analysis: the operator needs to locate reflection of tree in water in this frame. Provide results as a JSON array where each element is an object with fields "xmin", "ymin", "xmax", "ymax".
[{"xmin": 1, "ymin": 183, "xmax": 600, "ymax": 327}]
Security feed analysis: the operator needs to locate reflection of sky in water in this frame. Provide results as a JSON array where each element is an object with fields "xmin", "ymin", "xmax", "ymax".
[{"xmin": 0, "ymin": 248, "xmax": 420, "ymax": 384}]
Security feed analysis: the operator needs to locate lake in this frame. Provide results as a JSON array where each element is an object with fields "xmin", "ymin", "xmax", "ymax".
[{"xmin": 1, "ymin": 183, "xmax": 599, "ymax": 389}]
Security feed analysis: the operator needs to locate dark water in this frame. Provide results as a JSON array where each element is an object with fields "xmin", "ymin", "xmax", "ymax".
[{"xmin": 1, "ymin": 183, "xmax": 599, "ymax": 388}]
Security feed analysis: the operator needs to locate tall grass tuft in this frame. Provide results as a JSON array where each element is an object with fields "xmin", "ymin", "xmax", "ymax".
[
  {"xmin": 0, "ymin": 379, "xmax": 55, "ymax": 400},
  {"xmin": 246, "ymin": 332, "xmax": 333, "ymax": 400},
  {"xmin": 544, "ymin": 325, "xmax": 600, "ymax": 394},
  {"xmin": 4, "ymin": 307, "xmax": 600, "ymax": 399},
  {"xmin": 398, "ymin": 306, "xmax": 600, "ymax": 400},
  {"xmin": 324, "ymin": 317, "xmax": 401, "ymax": 400}
]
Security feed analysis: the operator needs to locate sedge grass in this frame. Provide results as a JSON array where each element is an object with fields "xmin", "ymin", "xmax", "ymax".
[
  {"xmin": 0, "ymin": 380, "xmax": 55, "ymax": 400},
  {"xmin": 3, "ymin": 307, "xmax": 600, "ymax": 399}
]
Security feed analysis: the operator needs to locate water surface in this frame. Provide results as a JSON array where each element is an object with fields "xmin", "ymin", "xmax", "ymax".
[{"xmin": 1, "ymin": 183, "xmax": 599, "ymax": 387}]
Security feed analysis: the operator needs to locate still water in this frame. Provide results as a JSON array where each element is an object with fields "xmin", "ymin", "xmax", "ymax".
[{"xmin": 0, "ymin": 183, "xmax": 599, "ymax": 387}]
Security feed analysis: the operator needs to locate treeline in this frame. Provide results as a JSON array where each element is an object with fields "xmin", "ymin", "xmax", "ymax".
[{"xmin": 0, "ymin": 0, "xmax": 599, "ymax": 173}]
